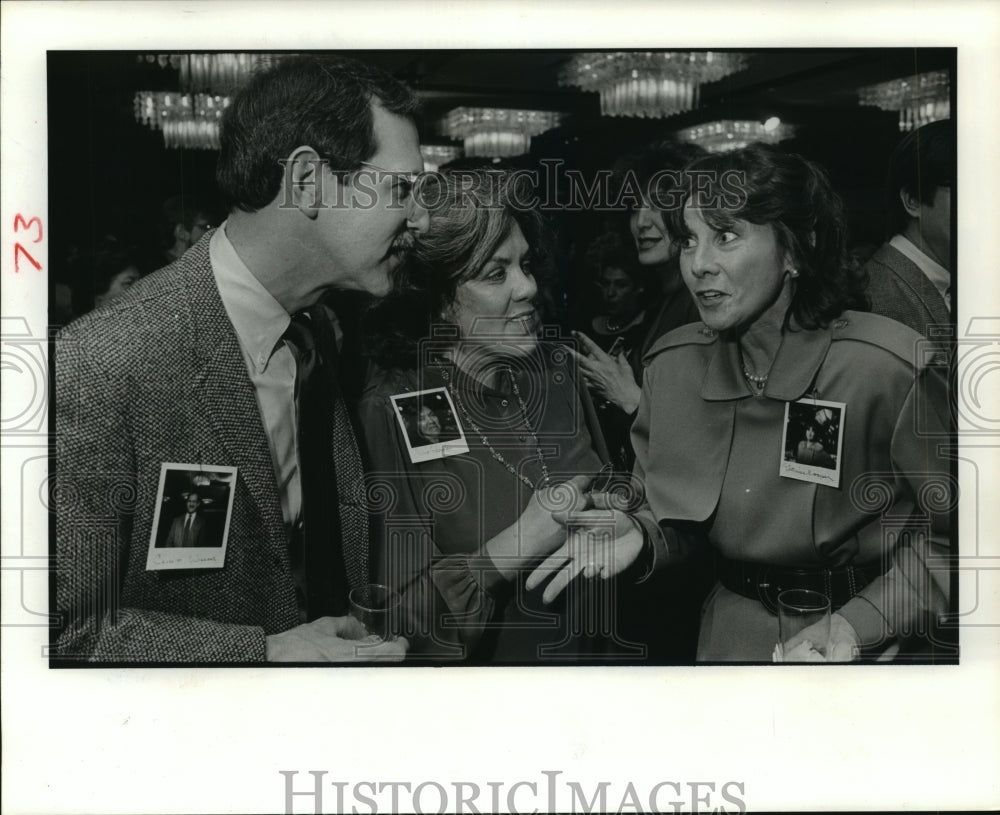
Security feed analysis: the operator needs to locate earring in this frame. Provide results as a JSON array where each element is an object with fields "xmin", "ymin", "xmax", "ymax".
[{"xmin": 787, "ymin": 268, "xmax": 799, "ymax": 278}]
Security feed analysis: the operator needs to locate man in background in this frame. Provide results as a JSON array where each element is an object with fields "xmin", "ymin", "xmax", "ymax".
[
  {"xmin": 158, "ymin": 195, "xmax": 216, "ymax": 266},
  {"xmin": 864, "ymin": 119, "xmax": 954, "ymax": 343}
]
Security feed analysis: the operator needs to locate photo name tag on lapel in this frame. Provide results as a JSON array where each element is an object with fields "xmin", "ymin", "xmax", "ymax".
[
  {"xmin": 779, "ymin": 398, "xmax": 846, "ymax": 488},
  {"xmin": 390, "ymin": 387, "xmax": 469, "ymax": 464},
  {"xmin": 146, "ymin": 462, "xmax": 237, "ymax": 570}
]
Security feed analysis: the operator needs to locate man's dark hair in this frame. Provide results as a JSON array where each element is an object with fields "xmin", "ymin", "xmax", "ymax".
[
  {"xmin": 885, "ymin": 119, "xmax": 954, "ymax": 237},
  {"xmin": 216, "ymin": 55, "xmax": 418, "ymax": 213},
  {"xmin": 158, "ymin": 194, "xmax": 213, "ymax": 248}
]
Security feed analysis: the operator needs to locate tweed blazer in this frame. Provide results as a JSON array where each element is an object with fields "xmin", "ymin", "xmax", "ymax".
[
  {"xmin": 54, "ymin": 233, "xmax": 370, "ymax": 662},
  {"xmin": 864, "ymin": 242, "xmax": 952, "ymax": 344}
]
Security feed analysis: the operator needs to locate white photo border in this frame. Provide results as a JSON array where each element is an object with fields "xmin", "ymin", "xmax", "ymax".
[
  {"xmin": 146, "ymin": 462, "xmax": 237, "ymax": 570},
  {"xmin": 2, "ymin": 2, "xmax": 999, "ymax": 813},
  {"xmin": 389, "ymin": 387, "xmax": 469, "ymax": 464}
]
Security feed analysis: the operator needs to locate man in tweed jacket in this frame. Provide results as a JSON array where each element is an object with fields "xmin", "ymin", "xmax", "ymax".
[
  {"xmin": 54, "ymin": 56, "xmax": 428, "ymax": 662},
  {"xmin": 864, "ymin": 120, "xmax": 954, "ymax": 346}
]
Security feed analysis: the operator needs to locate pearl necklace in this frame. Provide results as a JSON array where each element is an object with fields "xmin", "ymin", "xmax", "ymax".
[
  {"xmin": 438, "ymin": 364, "xmax": 551, "ymax": 491},
  {"xmin": 742, "ymin": 365, "xmax": 768, "ymax": 390}
]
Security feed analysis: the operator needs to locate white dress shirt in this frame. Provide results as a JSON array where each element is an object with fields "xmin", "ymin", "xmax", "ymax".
[
  {"xmin": 210, "ymin": 223, "xmax": 302, "ymax": 529},
  {"xmin": 889, "ymin": 233, "xmax": 951, "ymax": 312}
]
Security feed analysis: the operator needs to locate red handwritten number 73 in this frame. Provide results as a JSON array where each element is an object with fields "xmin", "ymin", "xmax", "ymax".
[{"xmin": 14, "ymin": 214, "xmax": 44, "ymax": 272}]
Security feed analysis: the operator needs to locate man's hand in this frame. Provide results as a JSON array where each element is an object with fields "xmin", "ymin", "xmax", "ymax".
[
  {"xmin": 570, "ymin": 331, "xmax": 641, "ymax": 414},
  {"xmin": 777, "ymin": 612, "xmax": 860, "ymax": 663},
  {"xmin": 265, "ymin": 615, "xmax": 408, "ymax": 662}
]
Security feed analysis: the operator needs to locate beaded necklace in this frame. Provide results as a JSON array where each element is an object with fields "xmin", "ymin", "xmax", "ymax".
[
  {"xmin": 437, "ymin": 363, "xmax": 551, "ymax": 491},
  {"xmin": 742, "ymin": 365, "xmax": 768, "ymax": 391}
]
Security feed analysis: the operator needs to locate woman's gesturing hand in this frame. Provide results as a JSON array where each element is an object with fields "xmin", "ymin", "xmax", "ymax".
[
  {"xmin": 525, "ymin": 495, "xmax": 646, "ymax": 604},
  {"xmin": 570, "ymin": 331, "xmax": 641, "ymax": 414},
  {"xmin": 484, "ymin": 474, "xmax": 592, "ymax": 578}
]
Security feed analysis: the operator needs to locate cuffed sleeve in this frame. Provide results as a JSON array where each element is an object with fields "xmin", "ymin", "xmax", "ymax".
[{"xmin": 357, "ymin": 384, "xmax": 512, "ymax": 659}]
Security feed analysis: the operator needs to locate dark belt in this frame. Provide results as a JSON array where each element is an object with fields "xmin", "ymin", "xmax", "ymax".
[{"xmin": 716, "ymin": 555, "xmax": 888, "ymax": 615}]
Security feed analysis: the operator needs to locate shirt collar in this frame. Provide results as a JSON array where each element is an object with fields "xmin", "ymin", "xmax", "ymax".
[
  {"xmin": 889, "ymin": 234, "xmax": 951, "ymax": 302},
  {"xmin": 210, "ymin": 221, "xmax": 291, "ymax": 373},
  {"xmin": 700, "ymin": 320, "xmax": 832, "ymax": 402}
]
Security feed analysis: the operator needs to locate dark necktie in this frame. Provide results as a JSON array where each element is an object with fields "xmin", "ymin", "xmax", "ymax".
[{"xmin": 283, "ymin": 306, "xmax": 365, "ymax": 619}]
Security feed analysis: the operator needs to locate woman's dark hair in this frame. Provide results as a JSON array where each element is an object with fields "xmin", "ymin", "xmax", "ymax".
[
  {"xmin": 666, "ymin": 143, "xmax": 867, "ymax": 329},
  {"xmin": 583, "ymin": 231, "xmax": 644, "ymax": 288},
  {"xmin": 216, "ymin": 55, "xmax": 418, "ymax": 213},
  {"xmin": 364, "ymin": 167, "xmax": 552, "ymax": 369},
  {"xmin": 612, "ymin": 140, "xmax": 707, "ymax": 210},
  {"xmin": 73, "ymin": 236, "xmax": 140, "ymax": 313}
]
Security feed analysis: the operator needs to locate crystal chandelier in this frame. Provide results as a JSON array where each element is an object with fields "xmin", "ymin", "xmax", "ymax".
[
  {"xmin": 858, "ymin": 70, "xmax": 950, "ymax": 132},
  {"xmin": 134, "ymin": 91, "xmax": 230, "ymax": 150},
  {"xmin": 133, "ymin": 53, "xmax": 285, "ymax": 150},
  {"xmin": 559, "ymin": 52, "xmax": 747, "ymax": 118},
  {"xmin": 440, "ymin": 107, "xmax": 562, "ymax": 158},
  {"xmin": 420, "ymin": 144, "xmax": 463, "ymax": 172},
  {"xmin": 678, "ymin": 117, "xmax": 795, "ymax": 153}
]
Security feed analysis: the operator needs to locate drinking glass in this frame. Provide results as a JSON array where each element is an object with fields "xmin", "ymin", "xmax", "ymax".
[
  {"xmin": 348, "ymin": 583, "xmax": 401, "ymax": 642},
  {"xmin": 777, "ymin": 589, "xmax": 831, "ymax": 662}
]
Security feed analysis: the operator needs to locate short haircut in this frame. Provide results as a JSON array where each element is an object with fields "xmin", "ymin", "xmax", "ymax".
[
  {"xmin": 666, "ymin": 143, "xmax": 867, "ymax": 330},
  {"xmin": 216, "ymin": 55, "xmax": 418, "ymax": 213},
  {"xmin": 364, "ymin": 167, "xmax": 552, "ymax": 368},
  {"xmin": 158, "ymin": 195, "xmax": 212, "ymax": 248},
  {"xmin": 885, "ymin": 119, "xmax": 954, "ymax": 237}
]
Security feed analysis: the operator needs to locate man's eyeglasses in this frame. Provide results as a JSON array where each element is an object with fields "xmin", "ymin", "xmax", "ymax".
[{"xmin": 354, "ymin": 160, "xmax": 426, "ymax": 206}]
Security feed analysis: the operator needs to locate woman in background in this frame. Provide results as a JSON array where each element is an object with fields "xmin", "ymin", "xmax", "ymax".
[{"xmin": 572, "ymin": 142, "xmax": 713, "ymax": 662}]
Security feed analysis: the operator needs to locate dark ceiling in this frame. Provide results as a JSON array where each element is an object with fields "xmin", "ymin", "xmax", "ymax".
[
  {"xmin": 351, "ymin": 48, "xmax": 953, "ymax": 140},
  {"xmin": 47, "ymin": 47, "xmax": 954, "ymax": 281}
]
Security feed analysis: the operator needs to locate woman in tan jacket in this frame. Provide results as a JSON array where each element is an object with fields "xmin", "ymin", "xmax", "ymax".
[{"xmin": 530, "ymin": 144, "xmax": 953, "ymax": 663}]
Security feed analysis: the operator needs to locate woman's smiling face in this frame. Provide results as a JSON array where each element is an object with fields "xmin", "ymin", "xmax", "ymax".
[
  {"xmin": 629, "ymin": 198, "xmax": 674, "ymax": 266},
  {"xmin": 447, "ymin": 224, "xmax": 539, "ymax": 357}
]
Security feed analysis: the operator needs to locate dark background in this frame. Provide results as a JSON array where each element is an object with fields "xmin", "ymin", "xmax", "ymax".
[{"xmin": 47, "ymin": 48, "xmax": 955, "ymax": 322}]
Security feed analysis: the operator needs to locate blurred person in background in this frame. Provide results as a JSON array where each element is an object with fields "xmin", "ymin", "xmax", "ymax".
[
  {"xmin": 159, "ymin": 194, "xmax": 218, "ymax": 266},
  {"xmin": 864, "ymin": 119, "xmax": 954, "ymax": 345}
]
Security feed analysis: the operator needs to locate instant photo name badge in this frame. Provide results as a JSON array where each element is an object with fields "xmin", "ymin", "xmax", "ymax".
[
  {"xmin": 146, "ymin": 462, "xmax": 237, "ymax": 570},
  {"xmin": 390, "ymin": 387, "xmax": 469, "ymax": 464},
  {"xmin": 779, "ymin": 398, "xmax": 847, "ymax": 488}
]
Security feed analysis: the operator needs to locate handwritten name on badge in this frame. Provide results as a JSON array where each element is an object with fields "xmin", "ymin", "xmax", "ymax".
[
  {"xmin": 779, "ymin": 397, "xmax": 847, "ymax": 488},
  {"xmin": 146, "ymin": 462, "xmax": 238, "ymax": 571}
]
